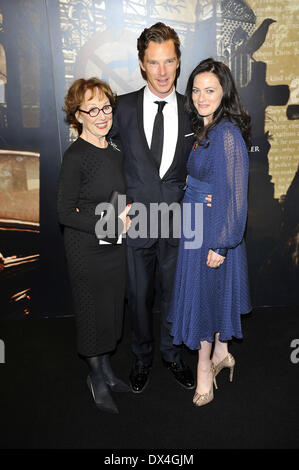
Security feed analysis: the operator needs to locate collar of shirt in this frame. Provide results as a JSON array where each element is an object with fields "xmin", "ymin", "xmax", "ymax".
[
  {"xmin": 144, "ymin": 84, "xmax": 177, "ymax": 106},
  {"xmin": 143, "ymin": 85, "xmax": 178, "ymax": 178}
]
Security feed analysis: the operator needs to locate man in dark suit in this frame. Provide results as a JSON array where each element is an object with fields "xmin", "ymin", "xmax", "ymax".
[{"xmin": 114, "ymin": 22, "xmax": 195, "ymax": 393}]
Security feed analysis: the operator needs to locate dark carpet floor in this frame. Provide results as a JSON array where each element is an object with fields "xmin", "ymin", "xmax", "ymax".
[{"xmin": 0, "ymin": 305, "xmax": 298, "ymax": 449}]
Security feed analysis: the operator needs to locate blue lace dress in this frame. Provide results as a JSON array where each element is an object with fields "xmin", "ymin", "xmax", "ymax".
[{"xmin": 168, "ymin": 119, "xmax": 252, "ymax": 349}]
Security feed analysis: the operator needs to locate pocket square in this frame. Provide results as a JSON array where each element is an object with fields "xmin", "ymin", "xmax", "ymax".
[{"xmin": 184, "ymin": 132, "xmax": 194, "ymax": 137}]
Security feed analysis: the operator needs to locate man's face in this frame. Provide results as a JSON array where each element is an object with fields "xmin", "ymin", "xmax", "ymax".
[{"xmin": 139, "ymin": 39, "xmax": 180, "ymax": 98}]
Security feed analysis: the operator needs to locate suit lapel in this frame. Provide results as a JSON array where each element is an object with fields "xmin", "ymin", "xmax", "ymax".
[
  {"xmin": 161, "ymin": 92, "xmax": 184, "ymax": 180},
  {"xmin": 136, "ymin": 89, "xmax": 189, "ymax": 179},
  {"xmin": 137, "ymin": 87, "xmax": 159, "ymax": 172},
  {"xmin": 137, "ymin": 87, "xmax": 150, "ymax": 154}
]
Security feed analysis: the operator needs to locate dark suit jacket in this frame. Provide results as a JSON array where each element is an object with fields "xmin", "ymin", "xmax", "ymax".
[{"xmin": 113, "ymin": 87, "xmax": 194, "ymax": 248}]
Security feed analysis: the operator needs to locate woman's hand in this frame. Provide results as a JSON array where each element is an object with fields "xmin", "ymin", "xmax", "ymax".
[
  {"xmin": 206, "ymin": 249, "xmax": 225, "ymax": 269},
  {"xmin": 119, "ymin": 204, "xmax": 132, "ymax": 234}
]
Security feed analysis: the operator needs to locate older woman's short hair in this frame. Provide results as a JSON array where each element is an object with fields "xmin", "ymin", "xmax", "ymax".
[{"xmin": 63, "ymin": 77, "xmax": 117, "ymax": 134}]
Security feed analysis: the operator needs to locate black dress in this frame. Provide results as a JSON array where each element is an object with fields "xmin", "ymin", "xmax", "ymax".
[{"xmin": 57, "ymin": 137, "xmax": 126, "ymax": 357}]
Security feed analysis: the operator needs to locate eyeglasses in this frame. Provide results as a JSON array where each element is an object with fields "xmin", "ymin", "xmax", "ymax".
[{"xmin": 77, "ymin": 105, "xmax": 113, "ymax": 117}]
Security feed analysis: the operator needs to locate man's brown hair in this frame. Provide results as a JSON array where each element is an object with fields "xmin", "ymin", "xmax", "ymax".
[{"xmin": 137, "ymin": 22, "xmax": 181, "ymax": 63}]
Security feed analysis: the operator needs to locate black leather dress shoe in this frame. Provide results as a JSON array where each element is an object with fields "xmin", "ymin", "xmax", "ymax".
[
  {"xmin": 162, "ymin": 359, "xmax": 195, "ymax": 389},
  {"xmin": 129, "ymin": 364, "xmax": 150, "ymax": 393}
]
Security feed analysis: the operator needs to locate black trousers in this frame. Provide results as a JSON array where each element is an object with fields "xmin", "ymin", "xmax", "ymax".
[{"xmin": 126, "ymin": 239, "xmax": 181, "ymax": 366}]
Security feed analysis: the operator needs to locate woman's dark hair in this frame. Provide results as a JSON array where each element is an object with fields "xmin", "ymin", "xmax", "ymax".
[
  {"xmin": 63, "ymin": 77, "xmax": 117, "ymax": 134},
  {"xmin": 185, "ymin": 58, "xmax": 251, "ymax": 147}
]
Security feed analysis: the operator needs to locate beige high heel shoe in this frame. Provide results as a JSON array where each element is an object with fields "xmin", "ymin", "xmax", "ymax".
[
  {"xmin": 193, "ymin": 365, "xmax": 215, "ymax": 407},
  {"xmin": 212, "ymin": 353, "xmax": 235, "ymax": 389}
]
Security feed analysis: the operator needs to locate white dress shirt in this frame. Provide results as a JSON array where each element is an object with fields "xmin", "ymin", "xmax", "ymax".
[{"xmin": 143, "ymin": 85, "xmax": 178, "ymax": 178}]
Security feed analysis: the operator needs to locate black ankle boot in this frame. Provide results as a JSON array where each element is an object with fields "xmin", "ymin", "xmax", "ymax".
[
  {"xmin": 85, "ymin": 355, "xmax": 119, "ymax": 414},
  {"xmin": 102, "ymin": 354, "xmax": 131, "ymax": 392}
]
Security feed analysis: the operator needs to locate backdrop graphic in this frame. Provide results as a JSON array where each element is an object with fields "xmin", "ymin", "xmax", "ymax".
[{"xmin": 0, "ymin": 0, "xmax": 298, "ymax": 318}]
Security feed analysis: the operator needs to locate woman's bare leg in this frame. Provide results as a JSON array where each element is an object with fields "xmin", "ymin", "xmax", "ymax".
[
  {"xmin": 196, "ymin": 341, "xmax": 213, "ymax": 394},
  {"xmin": 211, "ymin": 332, "xmax": 228, "ymax": 365}
]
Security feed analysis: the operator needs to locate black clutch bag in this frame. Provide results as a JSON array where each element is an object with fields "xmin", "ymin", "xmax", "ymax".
[
  {"xmin": 99, "ymin": 190, "xmax": 132, "ymax": 244},
  {"xmin": 106, "ymin": 190, "xmax": 133, "ymax": 216}
]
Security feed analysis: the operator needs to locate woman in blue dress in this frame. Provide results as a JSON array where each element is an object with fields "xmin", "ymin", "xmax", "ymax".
[{"xmin": 168, "ymin": 58, "xmax": 252, "ymax": 407}]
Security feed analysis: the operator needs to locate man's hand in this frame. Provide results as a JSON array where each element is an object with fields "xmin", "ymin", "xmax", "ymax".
[
  {"xmin": 186, "ymin": 175, "xmax": 212, "ymax": 207},
  {"xmin": 205, "ymin": 194, "xmax": 212, "ymax": 207}
]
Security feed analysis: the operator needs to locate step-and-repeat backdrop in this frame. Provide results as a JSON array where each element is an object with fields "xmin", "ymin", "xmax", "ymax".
[{"xmin": 0, "ymin": 0, "xmax": 298, "ymax": 317}]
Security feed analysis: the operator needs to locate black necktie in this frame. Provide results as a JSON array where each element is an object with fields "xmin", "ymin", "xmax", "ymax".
[{"xmin": 150, "ymin": 101, "xmax": 167, "ymax": 170}]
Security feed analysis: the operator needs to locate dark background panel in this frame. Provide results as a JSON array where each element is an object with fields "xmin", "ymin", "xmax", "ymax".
[
  {"xmin": 0, "ymin": 0, "xmax": 298, "ymax": 318},
  {"xmin": 0, "ymin": 0, "xmax": 72, "ymax": 317}
]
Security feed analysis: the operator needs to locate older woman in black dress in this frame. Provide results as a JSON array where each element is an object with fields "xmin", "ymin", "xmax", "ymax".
[{"xmin": 57, "ymin": 78, "xmax": 131, "ymax": 414}]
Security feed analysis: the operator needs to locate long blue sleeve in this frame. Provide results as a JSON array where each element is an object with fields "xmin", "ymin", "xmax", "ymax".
[{"xmin": 210, "ymin": 122, "xmax": 249, "ymax": 253}]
